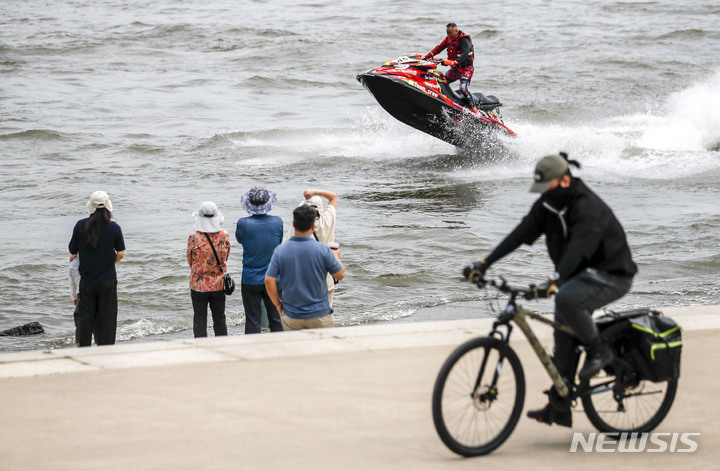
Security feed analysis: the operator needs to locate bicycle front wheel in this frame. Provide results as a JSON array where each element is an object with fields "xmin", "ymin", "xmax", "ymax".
[
  {"xmin": 432, "ymin": 336, "xmax": 525, "ymax": 457},
  {"xmin": 582, "ymin": 373, "xmax": 677, "ymax": 433}
]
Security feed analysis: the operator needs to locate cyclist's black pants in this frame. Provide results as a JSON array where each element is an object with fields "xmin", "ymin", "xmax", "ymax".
[{"xmin": 552, "ymin": 268, "xmax": 633, "ymax": 378}]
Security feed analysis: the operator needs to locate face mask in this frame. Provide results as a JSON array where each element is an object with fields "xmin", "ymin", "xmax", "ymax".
[{"xmin": 543, "ymin": 183, "xmax": 571, "ymax": 206}]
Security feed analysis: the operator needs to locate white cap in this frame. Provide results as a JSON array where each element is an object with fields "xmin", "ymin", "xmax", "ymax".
[{"xmin": 86, "ymin": 191, "xmax": 113, "ymax": 214}]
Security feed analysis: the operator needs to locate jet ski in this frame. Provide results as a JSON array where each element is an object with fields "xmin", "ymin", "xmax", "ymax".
[{"xmin": 357, "ymin": 54, "xmax": 516, "ymax": 147}]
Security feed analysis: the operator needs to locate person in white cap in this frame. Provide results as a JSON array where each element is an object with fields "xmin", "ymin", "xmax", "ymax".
[
  {"xmin": 302, "ymin": 189, "xmax": 338, "ymax": 245},
  {"xmin": 187, "ymin": 201, "xmax": 230, "ymax": 338},
  {"xmin": 69, "ymin": 191, "xmax": 125, "ymax": 347},
  {"xmin": 463, "ymin": 152, "xmax": 637, "ymax": 428}
]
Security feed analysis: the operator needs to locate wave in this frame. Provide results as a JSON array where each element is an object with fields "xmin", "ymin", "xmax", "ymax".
[
  {"xmin": 467, "ymin": 69, "xmax": 720, "ymax": 181},
  {"xmin": 656, "ymin": 28, "xmax": 708, "ymax": 40},
  {"xmin": 207, "ymin": 111, "xmax": 451, "ymax": 167},
  {"xmin": 637, "ymin": 69, "xmax": 720, "ymax": 152},
  {"xmin": 0, "ymin": 129, "xmax": 65, "ymax": 141},
  {"xmin": 214, "ymin": 65, "xmax": 720, "ymax": 181},
  {"xmin": 197, "ymin": 61, "xmax": 720, "ymax": 200}
]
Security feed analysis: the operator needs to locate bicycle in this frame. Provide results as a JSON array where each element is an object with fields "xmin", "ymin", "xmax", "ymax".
[{"xmin": 431, "ymin": 276, "xmax": 679, "ymax": 457}]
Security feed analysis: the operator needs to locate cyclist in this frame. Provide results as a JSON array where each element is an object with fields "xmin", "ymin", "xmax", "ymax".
[{"xmin": 463, "ymin": 152, "xmax": 637, "ymax": 427}]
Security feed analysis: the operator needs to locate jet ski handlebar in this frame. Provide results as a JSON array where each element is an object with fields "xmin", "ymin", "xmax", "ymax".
[{"xmin": 424, "ymin": 57, "xmax": 456, "ymax": 67}]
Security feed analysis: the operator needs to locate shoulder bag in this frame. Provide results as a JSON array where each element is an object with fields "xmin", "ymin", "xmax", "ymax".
[{"xmin": 202, "ymin": 232, "xmax": 235, "ymax": 295}]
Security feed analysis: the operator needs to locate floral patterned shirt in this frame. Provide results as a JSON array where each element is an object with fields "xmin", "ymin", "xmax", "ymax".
[{"xmin": 187, "ymin": 230, "xmax": 230, "ymax": 292}]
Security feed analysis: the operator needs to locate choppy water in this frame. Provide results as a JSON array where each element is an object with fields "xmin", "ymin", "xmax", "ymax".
[{"xmin": 1, "ymin": 0, "xmax": 719, "ymax": 351}]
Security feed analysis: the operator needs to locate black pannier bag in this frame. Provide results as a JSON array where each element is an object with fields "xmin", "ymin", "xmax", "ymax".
[
  {"xmin": 627, "ymin": 311, "xmax": 682, "ymax": 382},
  {"xmin": 596, "ymin": 309, "xmax": 682, "ymax": 382}
]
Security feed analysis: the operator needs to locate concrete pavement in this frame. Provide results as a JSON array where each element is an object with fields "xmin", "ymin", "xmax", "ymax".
[{"xmin": 1, "ymin": 305, "xmax": 719, "ymax": 470}]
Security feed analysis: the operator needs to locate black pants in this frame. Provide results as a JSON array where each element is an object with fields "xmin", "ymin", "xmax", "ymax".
[
  {"xmin": 459, "ymin": 77, "xmax": 475, "ymax": 107},
  {"xmin": 191, "ymin": 290, "xmax": 228, "ymax": 338},
  {"xmin": 553, "ymin": 268, "xmax": 633, "ymax": 379},
  {"xmin": 241, "ymin": 283, "xmax": 283, "ymax": 334},
  {"xmin": 76, "ymin": 278, "xmax": 118, "ymax": 347}
]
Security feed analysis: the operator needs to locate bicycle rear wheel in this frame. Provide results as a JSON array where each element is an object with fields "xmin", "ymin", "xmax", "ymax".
[
  {"xmin": 582, "ymin": 372, "xmax": 677, "ymax": 433},
  {"xmin": 432, "ymin": 336, "xmax": 525, "ymax": 457}
]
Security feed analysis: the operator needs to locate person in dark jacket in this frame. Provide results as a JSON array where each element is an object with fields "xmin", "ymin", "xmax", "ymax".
[
  {"xmin": 69, "ymin": 191, "xmax": 125, "ymax": 347},
  {"xmin": 463, "ymin": 152, "xmax": 637, "ymax": 428},
  {"xmin": 424, "ymin": 22, "xmax": 477, "ymax": 112}
]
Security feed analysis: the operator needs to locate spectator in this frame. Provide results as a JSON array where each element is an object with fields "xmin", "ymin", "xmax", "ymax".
[
  {"xmin": 69, "ymin": 191, "xmax": 125, "ymax": 347},
  {"xmin": 265, "ymin": 204, "xmax": 345, "ymax": 330},
  {"xmin": 69, "ymin": 255, "xmax": 80, "ymax": 328},
  {"xmin": 302, "ymin": 189, "xmax": 338, "ymax": 244},
  {"xmin": 283, "ymin": 189, "xmax": 340, "ymax": 305},
  {"xmin": 187, "ymin": 201, "xmax": 230, "ymax": 338},
  {"xmin": 236, "ymin": 186, "xmax": 284, "ymax": 334}
]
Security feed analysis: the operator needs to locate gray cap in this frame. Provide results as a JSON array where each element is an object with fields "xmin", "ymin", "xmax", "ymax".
[{"xmin": 529, "ymin": 154, "xmax": 569, "ymax": 193}]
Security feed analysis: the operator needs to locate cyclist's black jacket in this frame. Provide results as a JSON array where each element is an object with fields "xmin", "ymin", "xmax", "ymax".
[{"xmin": 485, "ymin": 178, "xmax": 638, "ymax": 283}]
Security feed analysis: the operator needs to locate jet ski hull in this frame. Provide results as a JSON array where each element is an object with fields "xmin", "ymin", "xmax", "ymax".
[
  {"xmin": 357, "ymin": 55, "xmax": 516, "ymax": 147},
  {"xmin": 358, "ymin": 73, "xmax": 463, "ymax": 143}
]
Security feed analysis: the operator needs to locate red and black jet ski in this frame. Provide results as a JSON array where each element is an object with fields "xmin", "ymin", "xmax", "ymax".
[{"xmin": 357, "ymin": 54, "xmax": 516, "ymax": 147}]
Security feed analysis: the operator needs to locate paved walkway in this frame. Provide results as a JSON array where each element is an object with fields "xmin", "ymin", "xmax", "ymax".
[{"xmin": 1, "ymin": 305, "xmax": 718, "ymax": 470}]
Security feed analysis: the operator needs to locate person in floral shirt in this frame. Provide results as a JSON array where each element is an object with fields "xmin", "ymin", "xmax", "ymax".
[{"xmin": 187, "ymin": 201, "xmax": 230, "ymax": 337}]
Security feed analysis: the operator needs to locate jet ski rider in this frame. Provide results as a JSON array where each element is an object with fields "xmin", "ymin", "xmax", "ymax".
[{"xmin": 424, "ymin": 23, "xmax": 478, "ymax": 113}]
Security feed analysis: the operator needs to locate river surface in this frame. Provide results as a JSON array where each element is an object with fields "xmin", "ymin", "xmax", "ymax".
[{"xmin": 1, "ymin": 0, "xmax": 719, "ymax": 351}]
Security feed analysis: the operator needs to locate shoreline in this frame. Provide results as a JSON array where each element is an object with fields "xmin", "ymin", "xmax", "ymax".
[
  {"xmin": 1, "ymin": 304, "xmax": 718, "ymax": 378},
  {"xmin": 1, "ymin": 305, "xmax": 719, "ymax": 470},
  {"xmin": 3, "ymin": 299, "xmax": 719, "ymax": 355}
]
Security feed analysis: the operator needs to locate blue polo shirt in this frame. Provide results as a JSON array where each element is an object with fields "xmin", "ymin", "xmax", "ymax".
[
  {"xmin": 266, "ymin": 235, "xmax": 343, "ymax": 319},
  {"xmin": 235, "ymin": 214, "xmax": 283, "ymax": 285}
]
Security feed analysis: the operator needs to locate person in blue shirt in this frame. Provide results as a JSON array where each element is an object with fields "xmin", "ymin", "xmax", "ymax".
[
  {"xmin": 265, "ymin": 204, "xmax": 345, "ymax": 330},
  {"xmin": 236, "ymin": 186, "xmax": 284, "ymax": 334}
]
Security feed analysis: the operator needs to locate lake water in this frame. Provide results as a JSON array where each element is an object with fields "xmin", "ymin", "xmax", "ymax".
[{"xmin": 1, "ymin": 0, "xmax": 719, "ymax": 351}]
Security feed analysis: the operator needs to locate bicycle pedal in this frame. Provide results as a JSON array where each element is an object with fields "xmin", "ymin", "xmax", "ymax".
[{"xmin": 532, "ymin": 417, "xmax": 553, "ymax": 426}]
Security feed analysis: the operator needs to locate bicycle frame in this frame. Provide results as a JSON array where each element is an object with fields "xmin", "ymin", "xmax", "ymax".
[{"xmin": 491, "ymin": 290, "xmax": 577, "ymax": 398}]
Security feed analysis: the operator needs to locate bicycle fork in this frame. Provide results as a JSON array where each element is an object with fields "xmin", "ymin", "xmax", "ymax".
[
  {"xmin": 469, "ymin": 326, "xmax": 516, "ymax": 405},
  {"xmin": 472, "ymin": 341, "xmax": 500, "ymax": 404}
]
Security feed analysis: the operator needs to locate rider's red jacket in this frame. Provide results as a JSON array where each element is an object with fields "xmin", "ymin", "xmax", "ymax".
[{"xmin": 427, "ymin": 31, "xmax": 474, "ymax": 68}]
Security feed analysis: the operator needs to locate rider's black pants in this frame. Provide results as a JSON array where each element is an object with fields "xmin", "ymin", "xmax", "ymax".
[
  {"xmin": 552, "ymin": 268, "xmax": 633, "ymax": 378},
  {"xmin": 459, "ymin": 78, "xmax": 475, "ymax": 108}
]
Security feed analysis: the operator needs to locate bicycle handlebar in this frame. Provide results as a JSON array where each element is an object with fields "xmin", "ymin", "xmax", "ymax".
[{"xmin": 471, "ymin": 276, "xmax": 552, "ymax": 301}]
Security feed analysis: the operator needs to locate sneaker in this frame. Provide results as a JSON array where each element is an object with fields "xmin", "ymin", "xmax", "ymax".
[
  {"xmin": 578, "ymin": 341, "xmax": 613, "ymax": 382},
  {"xmin": 527, "ymin": 403, "xmax": 572, "ymax": 428}
]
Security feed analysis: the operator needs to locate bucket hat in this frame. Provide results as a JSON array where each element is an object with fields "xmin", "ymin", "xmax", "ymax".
[
  {"xmin": 241, "ymin": 186, "xmax": 278, "ymax": 215},
  {"xmin": 193, "ymin": 201, "xmax": 224, "ymax": 233}
]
